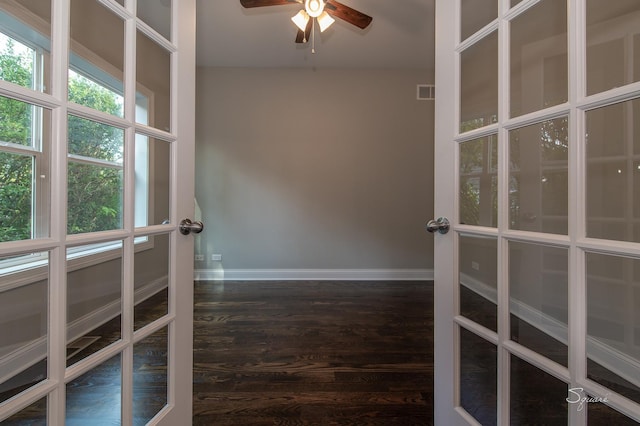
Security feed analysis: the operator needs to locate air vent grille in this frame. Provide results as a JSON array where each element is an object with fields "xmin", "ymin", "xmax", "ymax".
[{"xmin": 417, "ymin": 84, "xmax": 435, "ymax": 101}]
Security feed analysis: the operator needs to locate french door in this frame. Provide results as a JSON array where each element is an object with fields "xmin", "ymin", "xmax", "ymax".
[
  {"xmin": 434, "ymin": 0, "xmax": 640, "ymax": 424},
  {"xmin": 0, "ymin": 0, "xmax": 195, "ymax": 424}
]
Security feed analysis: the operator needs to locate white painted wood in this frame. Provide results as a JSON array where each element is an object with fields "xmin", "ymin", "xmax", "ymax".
[
  {"xmin": 194, "ymin": 268, "xmax": 434, "ymax": 282},
  {"xmin": 435, "ymin": 0, "xmax": 640, "ymax": 424},
  {"xmin": 433, "ymin": 1, "xmax": 458, "ymax": 424},
  {"xmin": 154, "ymin": 0, "xmax": 196, "ymax": 424},
  {"xmin": 0, "ymin": 0, "xmax": 195, "ymax": 424}
]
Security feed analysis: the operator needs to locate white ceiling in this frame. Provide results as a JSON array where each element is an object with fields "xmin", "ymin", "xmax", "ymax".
[{"xmin": 195, "ymin": 0, "xmax": 435, "ymax": 69}]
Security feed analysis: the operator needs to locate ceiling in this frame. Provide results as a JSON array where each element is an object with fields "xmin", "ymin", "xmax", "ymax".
[{"xmin": 195, "ymin": 0, "xmax": 435, "ymax": 69}]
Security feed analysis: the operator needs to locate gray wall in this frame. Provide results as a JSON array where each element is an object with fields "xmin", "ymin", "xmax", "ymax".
[{"xmin": 195, "ymin": 67, "xmax": 434, "ymax": 275}]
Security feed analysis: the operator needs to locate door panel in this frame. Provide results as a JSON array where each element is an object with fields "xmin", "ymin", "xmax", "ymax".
[
  {"xmin": 0, "ymin": 0, "xmax": 195, "ymax": 424},
  {"xmin": 435, "ymin": 0, "xmax": 640, "ymax": 423}
]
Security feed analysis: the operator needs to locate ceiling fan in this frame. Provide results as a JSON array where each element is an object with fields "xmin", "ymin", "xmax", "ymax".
[{"xmin": 239, "ymin": 0, "xmax": 372, "ymax": 49}]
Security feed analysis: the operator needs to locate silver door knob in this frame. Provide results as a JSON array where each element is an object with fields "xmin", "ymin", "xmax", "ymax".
[
  {"xmin": 179, "ymin": 218, "xmax": 204, "ymax": 235},
  {"xmin": 426, "ymin": 217, "xmax": 450, "ymax": 234}
]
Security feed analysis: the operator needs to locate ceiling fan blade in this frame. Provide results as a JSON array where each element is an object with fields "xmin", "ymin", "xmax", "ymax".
[
  {"xmin": 295, "ymin": 17, "xmax": 313, "ymax": 43},
  {"xmin": 324, "ymin": 0, "xmax": 372, "ymax": 29},
  {"xmin": 240, "ymin": 0, "xmax": 299, "ymax": 8}
]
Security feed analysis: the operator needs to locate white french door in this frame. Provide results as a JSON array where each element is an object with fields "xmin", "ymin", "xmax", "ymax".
[
  {"xmin": 0, "ymin": 0, "xmax": 195, "ymax": 424},
  {"xmin": 434, "ymin": 0, "xmax": 640, "ymax": 424}
]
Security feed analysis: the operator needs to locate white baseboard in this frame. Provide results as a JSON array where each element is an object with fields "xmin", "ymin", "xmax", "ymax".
[{"xmin": 194, "ymin": 268, "xmax": 434, "ymax": 282}]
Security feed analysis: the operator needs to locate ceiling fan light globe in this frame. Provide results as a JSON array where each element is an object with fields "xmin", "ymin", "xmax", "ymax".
[
  {"xmin": 291, "ymin": 9, "xmax": 310, "ymax": 32},
  {"xmin": 305, "ymin": 0, "xmax": 324, "ymax": 18},
  {"xmin": 317, "ymin": 11, "xmax": 334, "ymax": 32}
]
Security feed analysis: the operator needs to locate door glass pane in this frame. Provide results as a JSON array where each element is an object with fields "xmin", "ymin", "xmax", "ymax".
[
  {"xmin": 459, "ymin": 235, "xmax": 497, "ymax": 332},
  {"xmin": 459, "ymin": 327, "xmax": 497, "ymax": 425},
  {"xmin": 586, "ymin": 252, "xmax": 640, "ymax": 404},
  {"xmin": 509, "ymin": 118, "xmax": 568, "ymax": 235},
  {"xmin": 67, "ymin": 115, "xmax": 124, "ymax": 235},
  {"xmin": 69, "ymin": 0, "xmax": 124, "ymax": 117},
  {"xmin": 66, "ymin": 353, "xmax": 122, "ymax": 424},
  {"xmin": 510, "ymin": 356, "xmax": 568, "ymax": 423},
  {"xmin": 0, "ymin": 0, "xmax": 51, "ymax": 93},
  {"xmin": 585, "ymin": 99, "xmax": 640, "ymax": 243},
  {"xmin": 509, "ymin": 242, "xmax": 568, "ymax": 367},
  {"xmin": 66, "ymin": 241, "xmax": 122, "ymax": 367},
  {"xmin": 136, "ymin": 136, "xmax": 171, "ymax": 227},
  {"xmin": 133, "ymin": 326, "xmax": 168, "ymax": 423},
  {"xmin": 460, "ymin": 31, "xmax": 498, "ymax": 132},
  {"xmin": 0, "ymin": 253, "xmax": 48, "ymax": 404},
  {"xmin": 511, "ymin": 0, "xmax": 524, "ymax": 6},
  {"xmin": 459, "ymin": 135, "xmax": 497, "ymax": 227},
  {"xmin": 510, "ymin": 0, "xmax": 567, "ymax": 117},
  {"xmin": 589, "ymin": 401, "xmax": 640, "ymax": 425},
  {"xmin": 134, "ymin": 233, "xmax": 169, "ymax": 331},
  {"xmin": 586, "ymin": 0, "xmax": 640, "ymax": 95},
  {"xmin": 137, "ymin": 0, "xmax": 171, "ymax": 40},
  {"xmin": 137, "ymin": 30, "xmax": 171, "ymax": 132},
  {"xmin": 2, "ymin": 397, "xmax": 47, "ymax": 424},
  {"xmin": 461, "ymin": 0, "xmax": 497, "ymax": 41}
]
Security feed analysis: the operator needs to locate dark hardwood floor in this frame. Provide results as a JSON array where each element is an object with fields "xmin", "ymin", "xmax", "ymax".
[{"xmin": 192, "ymin": 281, "xmax": 434, "ymax": 425}]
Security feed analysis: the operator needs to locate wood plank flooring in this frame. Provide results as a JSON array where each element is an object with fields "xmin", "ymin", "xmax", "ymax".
[{"xmin": 192, "ymin": 281, "xmax": 434, "ymax": 425}]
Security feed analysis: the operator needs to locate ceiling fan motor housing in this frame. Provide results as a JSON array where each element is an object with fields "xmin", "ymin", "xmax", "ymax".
[{"xmin": 305, "ymin": 0, "xmax": 324, "ymax": 17}]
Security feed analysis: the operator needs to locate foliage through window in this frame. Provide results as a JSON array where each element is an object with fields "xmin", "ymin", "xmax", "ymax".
[{"xmin": 0, "ymin": 31, "xmax": 148, "ymax": 243}]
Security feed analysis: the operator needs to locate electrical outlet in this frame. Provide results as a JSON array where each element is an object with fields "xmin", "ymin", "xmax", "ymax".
[
  {"xmin": 471, "ymin": 261, "xmax": 480, "ymax": 271},
  {"xmin": 194, "ymin": 254, "xmax": 204, "ymax": 261},
  {"xmin": 211, "ymin": 254, "xmax": 222, "ymax": 261}
]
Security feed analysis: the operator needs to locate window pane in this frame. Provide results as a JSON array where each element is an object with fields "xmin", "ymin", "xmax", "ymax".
[
  {"xmin": 587, "ymin": 0, "xmax": 640, "ymax": 95},
  {"xmin": 461, "ymin": 0, "xmax": 497, "ymax": 41},
  {"xmin": 510, "ymin": 0, "xmax": 567, "ymax": 117},
  {"xmin": 509, "ymin": 118, "xmax": 568, "ymax": 234},
  {"xmin": 0, "ymin": 255, "xmax": 48, "ymax": 404},
  {"xmin": 586, "ymin": 252, "xmax": 640, "ymax": 405},
  {"xmin": 134, "ymin": 233, "xmax": 169, "ymax": 331},
  {"xmin": 510, "ymin": 356, "xmax": 567, "ymax": 423},
  {"xmin": 133, "ymin": 327, "xmax": 168, "ymax": 423},
  {"xmin": 137, "ymin": 30, "xmax": 171, "ymax": 132},
  {"xmin": 69, "ymin": 0, "xmax": 124, "ymax": 117},
  {"xmin": 66, "ymin": 353, "xmax": 121, "ymax": 424},
  {"xmin": 461, "ymin": 31, "xmax": 498, "ymax": 132},
  {"xmin": 459, "ymin": 235, "xmax": 497, "ymax": 332},
  {"xmin": 0, "ymin": 0, "xmax": 51, "ymax": 93},
  {"xmin": 2, "ymin": 397, "xmax": 47, "ymax": 424},
  {"xmin": 0, "ymin": 152, "xmax": 33, "ymax": 242},
  {"xmin": 459, "ymin": 135, "xmax": 498, "ymax": 227},
  {"xmin": 509, "ymin": 241, "xmax": 568, "ymax": 367},
  {"xmin": 66, "ymin": 241, "xmax": 122, "ymax": 367},
  {"xmin": 0, "ymin": 95, "xmax": 42, "ymax": 148},
  {"xmin": 68, "ymin": 115, "xmax": 123, "ymax": 163},
  {"xmin": 586, "ymin": 99, "xmax": 640, "ymax": 243},
  {"xmin": 460, "ymin": 327, "xmax": 497, "ymax": 425},
  {"xmin": 589, "ymin": 400, "xmax": 640, "ymax": 425},
  {"xmin": 67, "ymin": 163, "xmax": 123, "ymax": 234},
  {"xmin": 136, "ymin": 135, "xmax": 171, "ymax": 227},
  {"xmin": 137, "ymin": 0, "xmax": 171, "ymax": 40}
]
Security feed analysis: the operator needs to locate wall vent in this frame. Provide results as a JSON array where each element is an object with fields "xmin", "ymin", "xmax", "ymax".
[{"xmin": 417, "ymin": 84, "xmax": 435, "ymax": 101}]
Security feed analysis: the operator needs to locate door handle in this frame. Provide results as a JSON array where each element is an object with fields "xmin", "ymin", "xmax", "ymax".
[
  {"xmin": 426, "ymin": 217, "xmax": 450, "ymax": 234},
  {"xmin": 179, "ymin": 218, "xmax": 204, "ymax": 235}
]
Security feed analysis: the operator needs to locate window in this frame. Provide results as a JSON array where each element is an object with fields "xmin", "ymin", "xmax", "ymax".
[{"xmin": 0, "ymin": 25, "xmax": 152, "ymax": 279}]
